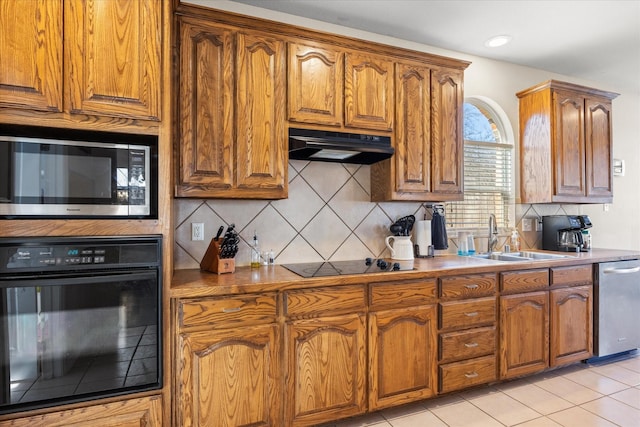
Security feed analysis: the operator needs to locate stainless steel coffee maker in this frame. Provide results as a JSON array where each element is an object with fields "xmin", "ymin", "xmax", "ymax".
[{"xmin": 542, "ymin": 215, "xmax": 592, "ymax": 252}]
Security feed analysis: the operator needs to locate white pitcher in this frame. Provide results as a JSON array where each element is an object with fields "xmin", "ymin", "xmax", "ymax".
[{"xmin": 385, "ymin": 235, "xmax": 414, "ymax": 260}]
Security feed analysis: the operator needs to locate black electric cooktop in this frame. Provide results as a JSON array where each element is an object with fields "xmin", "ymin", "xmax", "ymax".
[{"xmin": 282, "ymin": 258, "xmax": 402, "ymax": 278}]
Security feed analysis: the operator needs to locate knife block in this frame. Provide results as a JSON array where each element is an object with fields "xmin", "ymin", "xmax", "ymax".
[{"xmin": 200, "ymin": 239, "xmax": 236, "ymax": 274}]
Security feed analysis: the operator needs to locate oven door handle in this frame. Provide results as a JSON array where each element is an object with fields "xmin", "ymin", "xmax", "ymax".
[{"xmin": 0, "ymin": 270, "xmax": 157, "ymax": 287}]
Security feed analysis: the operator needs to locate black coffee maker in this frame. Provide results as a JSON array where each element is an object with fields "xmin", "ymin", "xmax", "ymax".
[{"xmin": 542, "ymin": 215, "xmax": 592, "ymax": 252}]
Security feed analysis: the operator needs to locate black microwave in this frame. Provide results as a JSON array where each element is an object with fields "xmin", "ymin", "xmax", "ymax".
[{"xmin": 0, "ymin": 127, "xmax": 157, "ymax": 219}]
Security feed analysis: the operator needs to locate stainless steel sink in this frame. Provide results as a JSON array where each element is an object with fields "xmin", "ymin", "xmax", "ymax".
[{"xmin": 472, "ymin": 251, "xmax": 572, "ymax": 262}]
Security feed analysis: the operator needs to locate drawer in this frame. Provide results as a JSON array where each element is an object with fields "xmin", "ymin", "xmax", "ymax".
[
  {"xmin": 439, "ymin": 355, "xmax": 497, "ymax": 393},
  {"xmin": 178, "ymin": 293, "xmax": 277, "ymax": 329},
  {"xmin": 284, "ymin": 285, "xmax": 365, "ymax": 318},
  {"xmin": 369, "ymin": 279, "xmax": 436, "ymax": 310},
  {"xmin": 439, "ymin": 297, "xmax": 496, "ymax": 330},
  {"xmin": 551, "ymin": 264, "xmax": 593, "ymax": 287},
  {"xmin": 439, "ymin": 326, "xmax": 496, "ymax": 363},
  {"xmin": 501, "ymin": 269, "xmax": 549, "ymax": 293},
  {"xmin": 439, "ymin": 273, "xmax": 496, "ymax": 299}
]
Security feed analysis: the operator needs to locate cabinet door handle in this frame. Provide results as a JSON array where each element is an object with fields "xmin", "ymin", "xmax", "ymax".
[
  {"xmin": 464, "ymin": 372, "xmax": 479, "ymax": 378},
  {"xmin": 222, "ymin": 307, "xmax": 241, "ymax": 313},
  {"xmin": 464, "ymin": 312, "xmax": 479, "ymax": 317},
  {"xmin": 464, "ymin": 342, "xmax": 479, "ymax": 348},
  {"xmin": 465, "ymin": 284, "xmax": 479, "ymax": 289}
]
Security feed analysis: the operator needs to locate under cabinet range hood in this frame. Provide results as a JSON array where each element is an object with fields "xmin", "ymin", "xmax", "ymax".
[{"xmin": 288, "ymin": 127, "xmax": 394, "ymax": 164}]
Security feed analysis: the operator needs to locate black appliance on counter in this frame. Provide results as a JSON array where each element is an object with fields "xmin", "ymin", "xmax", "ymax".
[
  {"xmin": 0, "ymin": 235, "xmax": 162, "ymax": 415},
  {"xmin": 542, "ymin": 215, "xmax": 592, "ymax": 252}
]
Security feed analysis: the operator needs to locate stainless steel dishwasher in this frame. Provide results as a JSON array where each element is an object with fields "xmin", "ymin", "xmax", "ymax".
[{"xmin": 593, "ymin": 259, "xmax": 640, "ymax": 358}]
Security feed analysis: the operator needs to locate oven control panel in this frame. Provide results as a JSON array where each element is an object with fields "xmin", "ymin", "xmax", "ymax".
[{"xmin": 0, "ymin": 236, "xmax": 161, "ymax": 272}]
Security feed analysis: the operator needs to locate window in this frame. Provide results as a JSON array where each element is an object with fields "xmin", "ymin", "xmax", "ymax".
[{"xmin": 446, "ymin": 97, "xmax": 515, "ymax": 230}]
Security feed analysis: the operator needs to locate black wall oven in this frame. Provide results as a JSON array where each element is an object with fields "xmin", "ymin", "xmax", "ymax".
[{"xmin": 0, "ymin": 235, "xmax": 162, "ymax": 415}]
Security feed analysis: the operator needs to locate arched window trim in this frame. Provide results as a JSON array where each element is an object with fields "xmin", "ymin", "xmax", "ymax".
[{"xmin": 446, "ymin": 96, "xmax": 516, "ymax": 232}]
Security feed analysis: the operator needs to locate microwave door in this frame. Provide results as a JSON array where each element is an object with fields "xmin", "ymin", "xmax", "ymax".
[{"xmin": 0, "ymin": 142, "xmax": 10, "ymax": 203}]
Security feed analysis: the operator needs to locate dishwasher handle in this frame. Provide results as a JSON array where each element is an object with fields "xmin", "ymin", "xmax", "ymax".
[{"xmin": 603, "ymin": 266, "xmax": 640, "ymax": 274}]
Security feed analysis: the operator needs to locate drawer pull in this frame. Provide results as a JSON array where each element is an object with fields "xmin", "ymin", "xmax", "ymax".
[
  {"xmin": 222, "ymin": 307, "xmax": 241, "ymax": 313},
  {"xmin": 465, "ymin": 284, "xmax": 479, "ymax": 289},
  {"xmin": 464, "ymin": 312, "xmax": 479, "ymax": 317},
  {"xmin": 464, "ymin": 372, "xmax": 479, "ymax": 379},
  {"xmin": 464, "ymin": 342, "xmax": 479, "ymax": 348}
]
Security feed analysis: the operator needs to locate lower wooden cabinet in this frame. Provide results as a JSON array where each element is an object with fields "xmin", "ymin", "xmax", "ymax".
[
  {"xmin": 0, "ymin": 396, "xmax": 163, "ymax": 427},
  {"xmin": 176, "ymin": 324, "xmax": 281, "ymax": 427},
  {"xmin": 284, "ymin": 313, "xmax": 367, "ymax": 426},
  {"xmin": 369, "ymin": 305, "xmax": 438, "ymax": 409},
  {"xmin": 175, "ymin": 293, "xmax": 280, "ymax": 427},
  {"xmin": 499, "ymin": 291, "xmax": 550, "ymax": 379},
  {"xmin": 439, "ymin": 355, "xmax": 497, "ymax": 393},
  {"xmin": 550, "ymin": 285, "xmax": 593, "ymax": 366}
]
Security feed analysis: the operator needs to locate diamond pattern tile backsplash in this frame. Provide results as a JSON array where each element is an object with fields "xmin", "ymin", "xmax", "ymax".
[{"xmin": 174, "ymin": 160, "xmax": 581, "ymax": 269}]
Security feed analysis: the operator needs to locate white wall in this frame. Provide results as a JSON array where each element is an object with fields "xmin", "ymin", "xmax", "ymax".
[{"xmin": 184, "ymin": 0, "xmax": 640, "ymax": 253}]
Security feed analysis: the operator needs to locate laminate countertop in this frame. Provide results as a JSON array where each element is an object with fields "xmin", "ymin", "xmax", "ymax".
[{"xmin": 170, "ymin": 248, "xmax": 640, "ymax": 299}]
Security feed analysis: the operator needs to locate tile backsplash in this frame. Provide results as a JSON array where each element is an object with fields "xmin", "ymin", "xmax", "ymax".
[{"xmin": 174, "ymin": 160, "xmax": 580, "ymax": 269}]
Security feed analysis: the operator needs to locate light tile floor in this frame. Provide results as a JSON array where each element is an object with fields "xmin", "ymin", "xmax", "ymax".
[{"xmin": 318, "ymin": 351, "xmax": 640, "ymax": 427}]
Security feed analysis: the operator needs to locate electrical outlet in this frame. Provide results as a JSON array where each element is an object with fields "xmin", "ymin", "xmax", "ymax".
[
  {"xmin": 535, "ymin": 219, "xmax": 543, "ymax": 232},
  {"xmin": 521, "ymin": 218, "xmax": 532, "ymax": 232},
  {"xmin": 191, "ymin": 223, "xmax": 204, "ymax": 241}
]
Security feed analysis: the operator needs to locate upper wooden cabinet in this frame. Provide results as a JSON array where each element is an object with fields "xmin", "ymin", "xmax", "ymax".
[
  {"xmin": 0, "ymin": 0, "xmax": 161, "ymax": 121},
  {"xmin": 372, "ymin": 64, "xmax": 464, "ymax": 201},
  {"xmin": 288, "ymin": 42, "xmax": 344, "ymax": 126},
  {"xmin": 517, "ymin": 80, "xmax": 618, "ymax": 203},
  {"xmin": 288, "ymin": 43, "xmax": 394, "ymax": 132},
  {"xmin": 175, "ymin": 16, "xmax": 287, "ymax": 199},
  {"xmin": 344, "ymin": 52, "xmax": 394, "ymax": 131}
]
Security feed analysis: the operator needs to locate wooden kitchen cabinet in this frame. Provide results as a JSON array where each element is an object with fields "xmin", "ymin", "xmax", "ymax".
[
  {"xmin": 344, "ymin": 52, "xmax": 394, "ymax": 131},
  {"xmin": 499, "ymin": 291, "xmax": 549, "ymax": 379},
  {"xmin": 288, "ymin": 42, "xmax": 344, "ymax": 126},
  {"xmin": 372, "ymin": 63, "xmax": 464, "ymax": 201},
  {"xmin": 0, "ymin": 396, "xmax": 163, "ymax": 427},
  {"xmin": 175, "ymin": 17, "xmax": 287, "ymax": 198},
  {"xmin": 0, "ymin": 0, "xmax": 161, "ymax": 121},
  {"xmin": 438, "ymin": 273, "xmax": 498, "ymax": 392},
  {"xmin": 368, "ymin": 280, "xmax": 438, "ymax": 410},
  {"xmin": 517, "ymin": 80, "xmax": 618, "ymax": 203},
  {"xmin": 499, "ymin": 269, "xmax": 550, "ymax": 379},
  {"xmin": 284, "ymin": 286, "xmax": 367, "ymax": 425},
  {"xmin": 549, "ymin": 264, "xmax": 593, "ymax": 366},
  {"xmin": 175, "ymin": 294, "xmax": 281, "ymax": 427}
]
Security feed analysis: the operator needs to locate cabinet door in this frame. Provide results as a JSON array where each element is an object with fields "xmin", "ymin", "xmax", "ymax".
[
  {"xmin": 0, "ymin": 1, "xmax": 62, "ymax": 112},
  {"xmin": 550, "ymin": 285, "xmax": 593, "ymax": 366},
  {"xmin": 288, "ymin": 42, "xmax": 343, "ymax": 126},
  {"xmin": 394, "ymin": 63, "xmax": 432, "ymax": 195},
  {"xmin": 431, "ymin": 68, "xmax": 463, "ymax": 197},
  {"xmin": 553, "ymin": 90, "xmax": 586, "ymax": 198},
  {"xmin": 64, "ymin": 0, "xmax": 161, "ymax": 120},
  {"xmin": 344, "ymin": 52, "xmax": 393, "ymax": 131},
  {"xmin": 177, "ymin": 325, "xmax": 281, "ymax": 427},
  {"xmin": 499, "ymin": 291, "xmax": 549, "ymax": 379},
  {"xmin": 369, "ymin": 305, "xmax": 437, "ymax": 410},
  {"xmin": 176, "ymin": 18, "xmax": 234, "ymax": 196},
  {"xmin": 585, "ymin": 97, "xmax": 613, "ymax": 199},
  {"xmin": 236, "ymin": 31, "xmax": 287, "ymax": 198},
  {"xmin": 285, "ymin": 313, "xmax": 366, "ymax": 426}
]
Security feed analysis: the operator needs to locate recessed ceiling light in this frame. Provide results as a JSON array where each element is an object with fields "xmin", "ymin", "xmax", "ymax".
[{"xmin": 484, "ymin": 35, "xmax": 512, "ymax": 48}]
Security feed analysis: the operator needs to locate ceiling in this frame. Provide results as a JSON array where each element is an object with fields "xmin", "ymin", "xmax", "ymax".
[{"xmin": 231, "ymin": 0, "xmax": 640, "ymax": 93}]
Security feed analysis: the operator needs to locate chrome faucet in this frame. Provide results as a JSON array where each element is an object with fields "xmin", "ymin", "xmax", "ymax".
[{"xmin": 488, "ymin": 214, "xmax": 498, "ymax": 253}]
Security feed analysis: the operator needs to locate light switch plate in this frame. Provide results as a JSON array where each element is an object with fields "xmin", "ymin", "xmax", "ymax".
[{"xmin": 521, "ymin": 218, "xmax": 533, "ymax": 232}]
